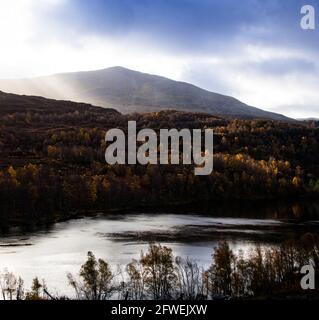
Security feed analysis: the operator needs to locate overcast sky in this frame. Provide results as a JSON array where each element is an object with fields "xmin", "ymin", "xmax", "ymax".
[{"xmin": 0, "ymin": 0, "xmax": 318, "ymax": 118}]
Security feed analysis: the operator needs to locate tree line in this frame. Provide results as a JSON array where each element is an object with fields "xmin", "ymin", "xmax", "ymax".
[
  {"xmin": 1, "ymin": 95, "xmax": 319, "ymax": 224},
  {"xmin": 1, "ymin": 235, "xmax": 318, "ymax": 300}
]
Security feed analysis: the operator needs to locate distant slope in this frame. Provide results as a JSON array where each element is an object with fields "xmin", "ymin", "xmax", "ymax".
[
  {"xmin": 0, "ymin": 90, "xmax": 119, "ymax": 116},
  {"xmin": 298, "ymin": 118, "xmax": 319, "ymax": 121},
  {"xmin": 0, "ymin": 67, "xmax": 290, "ymax": 121}
]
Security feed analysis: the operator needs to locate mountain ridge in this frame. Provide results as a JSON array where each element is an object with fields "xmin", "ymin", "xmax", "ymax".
[{"xmin": 0, "ymin": 66, "xmax": 291, "ymax": 121}]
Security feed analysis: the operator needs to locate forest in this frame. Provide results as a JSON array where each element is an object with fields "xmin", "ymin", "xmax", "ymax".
[{"xmin": 1, "ymin": 91, "xmax": 319, "ymax": 225}]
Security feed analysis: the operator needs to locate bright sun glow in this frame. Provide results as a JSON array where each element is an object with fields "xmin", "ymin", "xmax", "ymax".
[{"xmin": 0, "ymin": 0, "xmax": 318, "ymax": 118}]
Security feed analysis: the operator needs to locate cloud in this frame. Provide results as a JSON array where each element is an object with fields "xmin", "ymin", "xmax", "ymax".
[
  {"xmin": 0, "ymin": 0, "xmax": 318, "ymax": 118},
  {"xmin": 176, "ymin": 41, "xmax": 319, "ymax": 119},
  {"xmin": 0, "ymin": 0, "xmax": 69, "ymax": 78}
]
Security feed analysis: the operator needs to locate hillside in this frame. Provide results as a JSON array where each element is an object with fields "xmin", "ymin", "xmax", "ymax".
[
  {"xmin": 0, "ymin": 90, "xmax": 119, "ymax": 116},
  {"xmin": 0, "ymin": 67, "xmax": 290, "ymax": 121},
  {"xmin": 0, "ymin": 91, "xmax": 318, "ymax": 225}
]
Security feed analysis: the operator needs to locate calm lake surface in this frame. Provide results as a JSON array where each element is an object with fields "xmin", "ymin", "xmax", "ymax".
[{"xmin": 0, "ymin": 202, "xmax": 319, "ymax": 296}]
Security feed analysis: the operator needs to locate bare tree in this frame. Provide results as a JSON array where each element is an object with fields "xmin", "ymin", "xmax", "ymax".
[
  {"xmin": 125, "ymin": 259, "xmax": 145, "ymax": 300},
  {"xmin": 0, "ymin": 270, "xmax": 17, "ymax": 300},
  {"xmin": 16, "ymin": 277, "xmax": 25, "ymax": 300},
  {"xmin": 175, "ymin": 257, "xmax": 206, "ymax": 300}
]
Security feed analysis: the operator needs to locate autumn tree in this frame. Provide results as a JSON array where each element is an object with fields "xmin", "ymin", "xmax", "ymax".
[
  {"xmin": 68, "ymin": 251, "xmax": 115, "ymax": 300},
  {"xmin": 140, "ymin": 244, "xmax": 177, "ymax": 299}
]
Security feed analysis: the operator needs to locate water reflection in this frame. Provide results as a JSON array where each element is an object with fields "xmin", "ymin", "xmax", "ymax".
[{"xmin": 0, "ymin": 200, "xmax": 318, "ymax": 296}]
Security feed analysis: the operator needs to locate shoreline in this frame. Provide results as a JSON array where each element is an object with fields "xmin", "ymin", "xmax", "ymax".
[{"xmin": 1, "ymin": 196, "xmax": 319, "ymax": 233}]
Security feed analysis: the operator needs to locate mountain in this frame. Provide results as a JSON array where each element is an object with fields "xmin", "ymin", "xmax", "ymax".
[{"xmin": 0, "ymin": 66, "xmax": 290, "ymax": 121}]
